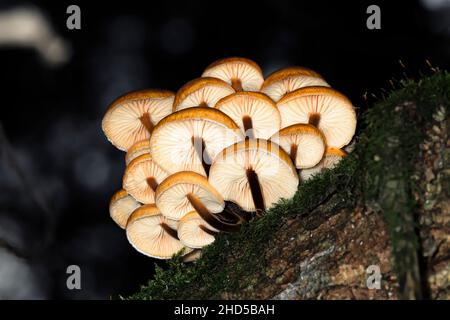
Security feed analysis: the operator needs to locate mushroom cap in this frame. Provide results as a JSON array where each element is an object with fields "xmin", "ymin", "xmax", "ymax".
[
  {"xmin": 109, "ymin": 189, "xmax": 141, "ymax": 229},
  {"xmin": 173, "ymin": 77, "xmax": 235, "ymax": 111},
  {"xmin": 149, "ymin": 107, "xmax": 244, "ymax": 176},
  {"xmin": 202, "ymin": 57, "xmax": 264, "ymax": 91},
  {"xmin": 123, "ymin": 154, "xmax": 169, "ymax": 204},
  {"xmin": 208, "ymin": 139, "xmax": 299, "ymax": 211},
  {"xmin": 155, "ymin": 171, "xmax": 225, "ymax": 221},
  {"xmin": 102, "ymin": 89, "xmax": 174, "ymax": 151},
  {"xmin": 126, "ymin": 204, "xmax": 191, "ymax": 259},
  {"xmin": 125, "ymin": 139, "xmax": 151, "ymax": 165},
  {"xmin": 270, "ymin": 124, "xmax": 326, "ymax": 169},
  {"xmin": 277, "ymin": 86, "xmax": 357, "ymax": 148},
  {"xmin": 215, "ymin": 92, "xmax": 281, "ymax": 139},
  {"xmin": 300, "ymin": 147, "xmax": 347, "ymax": 181},
  {"xmin": 178, "ymin": 211, "xmax": 218, "ymax": 249},
  {"xmin": 261, "ymin": 67, "xmax": 329, "ymax": 102},
  {"xmin": 183, "ymin": 249, "xmax": 202, "ymax": 262}
]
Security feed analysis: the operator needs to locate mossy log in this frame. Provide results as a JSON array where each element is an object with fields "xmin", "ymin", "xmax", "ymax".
[{"xmin": 129, "ymin": 72, "xmax": 450, "ymax": 300}]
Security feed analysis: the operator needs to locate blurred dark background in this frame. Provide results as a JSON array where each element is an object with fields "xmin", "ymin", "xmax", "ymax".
[{"xmin": 0, "ymin": 0, "xmax": 448, "ymax": 299}]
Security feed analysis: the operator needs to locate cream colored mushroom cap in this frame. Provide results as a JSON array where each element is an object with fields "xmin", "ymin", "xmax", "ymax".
[
  {"xmin": 261, "ymin": 67, "xmax": 329, "ymax": 102},
  {"xmin": 209, "ymin": 139, "xmax": 299, "ymax": 211},
  {"xmin": 123, "ymin": 154, "xmax": 169, "ymax": 204},
  {"xmin": 300, "ymin": 147, "xmax": 347, "ymax": 181},
  {"xmin": 155, "ymin": 171, "xmax": 225, "ymax": 221},
  {"xmin": 202, "ymin": 57, "xmax": 264, "ymax": 91},
  {"xmin": 173, "ymin": 77, "xmax": 235, "ymax": 111},
  {"xmin": 277, "ymin": 86, "xmax": 357, "ymax": 148},
  {"xmin": 178, "ymin": 211, "xmax": 218, "ymax": 249},
  {"xmin": 109, "ymin": 189, "xmax": 141, "ymax": 229},
  {"xmin": 102, "ymin": 89, "xmax": 174, "ymax": 151},
  {"xmin": 183, "ymin": 249, "xmax": 202, "ymax": 262},
  {"xmin": 149, "ymin": 107, "xmax": 244, "ymax": 176},
  {"xmin": 270, "ymin": 124, "xmax": 326, "ymax": 169},
  {"xmin": 125, "ymin": 140, "xmax": 151, "ymax": 165},
  {"xmin": 126, "ymin": 204, "xmax": 191, "ymax": 259},
  {"xmin": 215, "ymin": 92, "xmax": 280, "ymax": 139}
]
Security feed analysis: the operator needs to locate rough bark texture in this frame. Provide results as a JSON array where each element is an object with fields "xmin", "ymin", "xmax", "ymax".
[
  {"xmin": 230, "ymin": 205, "xmax": 398, "ymax": 299},
  {"xmin": 129, "ymin": 73, "xmax": 450, "ymax": 300},
  {"xmin": 416, "ymin": 106, "xmax": 450, "ymax": 299}
]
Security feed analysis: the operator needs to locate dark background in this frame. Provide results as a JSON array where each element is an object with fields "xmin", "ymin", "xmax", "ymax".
[{"xmin": 0, "ymin": 0, "xmax": 448, "ymax": 299}]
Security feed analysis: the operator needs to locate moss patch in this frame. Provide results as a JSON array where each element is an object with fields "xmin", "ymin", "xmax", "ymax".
[{"xmin": 128, "ymin": 72, "xmax": 450, "ymax": 300}]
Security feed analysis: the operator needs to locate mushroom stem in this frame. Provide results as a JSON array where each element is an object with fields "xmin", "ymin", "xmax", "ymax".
[
  {"xmin": 231, "ymin": 78, "xmax": 243, "ymax": 92},
  {"xmin": 186, "ymin": 193, "xmax": 240, "ymax": 232},
  {"xmin": 199, "ymin": 224, "xmax": 218, "ymax": 236},
  {"xmin": 199, "ymin": 101, "xmax": 209, "ymax": 108},
  {"xmin": 245, "ymin": 168, "xmax": 265, "ymax": 215},
  {"xmin": 192, "ymin": 137, "xmax": 212, "ymax": 175},
  {"xmin": 242, "ymin": 115, "xmax": 255, "ymax": 139},
  {"xmin": 289, "ymin": 144, "xmax": 298, "ymax": 166},
  {"xmin": 217, "ymin": 209, "xmax": 246, "ymax": 224},
  {"xmin": 146, "ymin": 177, "xmax": 159, "ymax": 192},
  {"xmin": 160, "ymin": 223, "xmax": 179, "ymax": 240},
  {"xmin": 139, "ymin": 112, "xmax": 154, "ymax": 133},
  {"xmin": 308, "ymin": 113, "xmax": 321, "ymax": 127}
]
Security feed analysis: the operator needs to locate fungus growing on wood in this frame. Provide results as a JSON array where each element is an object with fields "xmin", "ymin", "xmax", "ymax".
[
  {"xmin": 202, "ymin": 57, "xmax": 264, "ymax": 92},
  {"xmin": 300, "ymin": 147, "xmax": 347, "ymax": 181},
  {"xmin": 215, "ymin": 92, "xmax": 280, "ymax": 139},
  {"xmin": 277, "ymin": 86, "xmax": 357, "ymax": 148},
  {"xmin": 155, "ymin": 171, "xmax": 225, "ymax": 221},
  {"xmin": 155, "ymin": 171, "xmax": 241, "ymax": 231},
  {"xmin": 173, "ymin": 77, "xmax": 234, "ymax": 111},
  {"xmin": 125, "ymin": 140, "xmax": 151, "ymax": 165},
  {"xmin": 208, "ymin": 139, "xmax": 299, "ymax": 214},
  {"xmin": 123, "ymin": 154, "xmax": 169, "ymax": 204},
  {"xmin": 126, "ymin": 204, "xmax": 192, "ymax": 259},
  {"xmin": 261, "ymin": 67, "xmax": 329, "ymax": 102},
  {"xmin": 182, "ymin": 249, "xmax": 202, "ymax": 263},
  {"xmin": 109, "ymin": 189, "xmax": 141, "ymax": 229},
  {"xmin": 101, "ymin": 58, "xmax": 358, "ymax": 260},
  {"xmin": 178, "ymin": 211, "xmax": 218, "ymax": 248},
  {"xmin": 102, "ymin": 89, "xmax": 174, "ymax": 151},
  {"xmin": 149, "ymin": 107, "xmax": 243, "ymax": 176},
  {"xmin": 270, "ymin": 124, "xmax": 325, "ymax": 169}
]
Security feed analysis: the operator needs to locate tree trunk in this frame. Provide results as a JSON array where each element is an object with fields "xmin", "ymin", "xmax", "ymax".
[{"xmin": 129, "ymin": 73, "xmax": 450, "ymax": 300}]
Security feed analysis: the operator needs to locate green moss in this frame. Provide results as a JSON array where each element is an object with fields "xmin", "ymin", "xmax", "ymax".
[
  {"xmin": 358, "ymin": 73, "xmax": 450, "ymax": 298},
  {"xmin": 128, "ymin": 72, "xmax": 450, "ymax": 300}
]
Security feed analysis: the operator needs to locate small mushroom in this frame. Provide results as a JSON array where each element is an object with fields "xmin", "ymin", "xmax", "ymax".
[
  {"xmin": 126, "ymin": 204, "xmax": 192, "ymax": 259},
  {"xmin": 261, "ymin": 67, "xmax": 329, "ymax": 102},
  {"xmin": 125, "ymin": 140, "xmax": 151, "ymax": 165},
  {"xmin": 123, "ymin": 154, "xmax": 169, "ymax": 204},
  {"xmin": 215, "ymin": 92, "xmax": 280, "ymax": 139},
  {"xmin": 209, "ymin": 139, "xmax": 299, "ymax": 214},
  {"xmin": 155, "ymin": 171, "xmax": 225, "ymax": 222},
  {"xmin": 173, "ymin": 77, "xmax": 235, "ymax": 111},
  {"xmin": 202, "ymin": 57, "xmax": 264, "ymax": 92},
  {"xmin": 300, "ymin": 147, "xmax": 347, "ymax": 181},
  {"xmin": 102, "ymin": 89, "xmax": 174, "ymax": 151},
  {"xmin": 183, "ymin": 249, "xmax": 202, "ymax": 262},
  {"xmin": 270, "ymin": 124, "xmax": 326, "ymax": 169},
  {"xmin": 149, "ymin": 107, "xmax": 244, "ymax": 176},
  {"xmin": 178, "ymin": 211, "xmax": 219, "ymax": 249},
  {"xmin": 277, "ymin": 86, "xmax": 357, "ymax": 148},
  {"xmin": 109, "ymin": 189, "xmax": 141, "ymax": 229}
]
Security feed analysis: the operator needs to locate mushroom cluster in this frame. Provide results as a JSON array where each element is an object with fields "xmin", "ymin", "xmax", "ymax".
[{"xmin": 102, "ymin": 57, "xmax": 357, "ymax": 261}]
